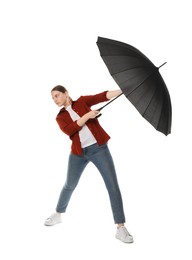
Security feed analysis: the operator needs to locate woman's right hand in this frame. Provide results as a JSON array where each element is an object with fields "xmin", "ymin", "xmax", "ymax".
[
  {"xmin": 77, "ymin": 110, "xmax": 100, "ymax": 127},
  {"xmin": 87, "ymin": 110, "xmax": 100, "ymax": 119}
]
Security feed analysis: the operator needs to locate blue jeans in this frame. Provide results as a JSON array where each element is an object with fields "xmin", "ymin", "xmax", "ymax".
[{"xmin": 56, "ymin": 143, "xmax": 126, "ymax": 224}]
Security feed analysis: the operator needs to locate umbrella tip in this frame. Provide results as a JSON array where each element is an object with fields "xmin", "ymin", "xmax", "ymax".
[{"xmin": 158, "ymin": 62, "xmax": 167, "ymax": 69}]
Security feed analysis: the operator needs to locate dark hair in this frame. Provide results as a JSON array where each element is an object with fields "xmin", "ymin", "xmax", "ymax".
[{"xmin": 51, "ymin": 85, "xmax": 67, "ymax": 93}]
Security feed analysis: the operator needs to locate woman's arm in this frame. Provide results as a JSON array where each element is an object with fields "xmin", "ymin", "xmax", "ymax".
[
  {"xmin": 106, "ymin": 89, "xmax": 122, "ymax": 100},
  {"xmin": 77, "ymin": 110, "xmax": 99, "ymax": 127},
  {"xmin": 59, "ymin": 90, "xmax": 122, "ymax": 131},
  {"xmin": 57, "ymin": 110, "xmax": 100, "ymax": 134},
  {"xmin": 77, "ymin": 90, "xmax": 122, "ymax": 127}
]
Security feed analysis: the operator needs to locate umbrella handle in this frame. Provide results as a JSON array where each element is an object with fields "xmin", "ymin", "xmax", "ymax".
[{"xmin": 96, "ymin": 113, "xmax": 102, "ymax": 118}]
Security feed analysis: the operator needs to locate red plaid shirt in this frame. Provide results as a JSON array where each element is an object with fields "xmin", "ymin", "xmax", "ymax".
[{"xmin": 56, "ymin": 91, "xmax": 110, "ymax": 155}]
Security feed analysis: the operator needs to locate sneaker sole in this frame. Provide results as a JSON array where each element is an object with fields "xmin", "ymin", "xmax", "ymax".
[
  {"xmin": 115, "ymin": 235, "xmax": 134, "ymax": 243},
  {"xmin": 44, "ymin": 220, "xmax": 62, "ymax": 226}
]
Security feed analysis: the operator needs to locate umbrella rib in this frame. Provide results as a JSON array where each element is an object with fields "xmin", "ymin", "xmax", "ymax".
[
  {"xmin": 98, "ymin": 40, "xmax": 154, "ymax": 64},
  {"xmin": 142, "ymin": 85, "xmax": 158, "ymax": 118},
  {"xmin": 110, "ymin": 65, "xmax": 153, "ymax": 76},
  {"xmin": 156, "ymin": 98, "xmax": 165, "ymax": 131},
  {"xmin": 156, "ymin": 85, "xmax": 171, "ymax": 135},
  {"xmin": 125, "ymin": 68, "xmax": 158, "ymax": 98}
]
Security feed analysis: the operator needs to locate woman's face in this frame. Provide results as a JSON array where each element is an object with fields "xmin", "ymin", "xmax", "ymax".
[{"xmin": 51, "ymin": 90, "xmax": 69, "ymax": 107}]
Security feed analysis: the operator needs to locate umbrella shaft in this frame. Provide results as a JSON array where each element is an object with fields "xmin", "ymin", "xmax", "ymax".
[{"xmin": 98, "ymin": 93, "xmax": 123, "ymax": 111}]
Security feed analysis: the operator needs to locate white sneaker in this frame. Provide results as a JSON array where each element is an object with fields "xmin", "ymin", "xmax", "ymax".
[
  {"xmin": 115, "ymin": 226, "xmax": 134, "ymax": 243},
  {"xmin": 44, "ymin": 213, "xmax": 62, "ymax": 226}
]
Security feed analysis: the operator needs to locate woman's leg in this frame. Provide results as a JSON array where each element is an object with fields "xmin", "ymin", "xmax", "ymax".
[
  {"xmin": 87, "ymin": 143, "xmax": 126, "ymax": 224},
  {"xmin": 56, "ymin": 153, "xmax": 88, "ymax": 213}
]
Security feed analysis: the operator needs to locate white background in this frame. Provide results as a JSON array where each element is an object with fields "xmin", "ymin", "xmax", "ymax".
[{"xmin": 0, "ymin": 0, "xmax": 191, "ymax": 259}]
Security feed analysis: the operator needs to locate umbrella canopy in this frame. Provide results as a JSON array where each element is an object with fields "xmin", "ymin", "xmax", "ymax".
[{"xmin": 96, "ymin": 36, "xmax": 172, "ymax": 136}]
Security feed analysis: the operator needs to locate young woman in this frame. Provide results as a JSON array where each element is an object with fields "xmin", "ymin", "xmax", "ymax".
[{"xmin": 44, "ymin": 85, "xmax": 133, "ymax": 243}]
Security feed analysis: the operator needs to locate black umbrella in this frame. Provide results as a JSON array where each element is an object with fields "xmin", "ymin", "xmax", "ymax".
[{"xmin": 96, "ymin": 36, "xmax": 172, "ymax": 136}]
